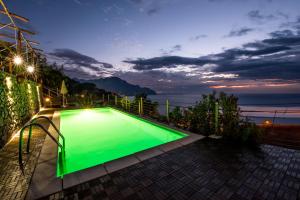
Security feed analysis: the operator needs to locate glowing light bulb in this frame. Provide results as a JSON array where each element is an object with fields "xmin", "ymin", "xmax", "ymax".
[
  {"xmin": 45, "ymin": 97, "xmax": 50, "ymax": 102},
  {"xmin": 13, "ymin": 55, "xmax": 23, "ymax": 65},
  {"xmin": 27, "ymin": 65, "xmax": 34, "ymax": 73}
]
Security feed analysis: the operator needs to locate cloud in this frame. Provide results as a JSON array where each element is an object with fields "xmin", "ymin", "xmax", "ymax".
[
  {"xmin": 124, "ymin": 56, "xmax": 213, "ymax": 70},
  {"xmin": 147, "ymin": 7, "xmax": 160, "ymax": 15},
  {"xmin": 124, "ymin": 28, "xmax": 300, "ymax": 85},
  {"xmin": 247, "ymin": 10, "xmax": 289, "ymax": 24},
  {"xmin": 73, "ymin": 0, "xmax": 82, "ymax": 5},
  {"xmin": 160, "ymin": 44, "xmax": 182, "ymax": 55},
  {"xmin": 48, "ymin": 49, "xmax": 114, "ymax": 79},
  {"xmin": 171, "ymin": 45, "xmax": 182, "ymax": 52},
  {"xmin": 269, "ymin": 29, "xmax": 295, "ymax": 38},
  {"xmin": 129, "ymin": 0, "xmax": 171, "ymax": 16},
  {"xmin": 280, "ymin": 16, "xmax": 300, "ymax": 32},
  {"xmin": 190, "ymin": 34, "xmax": 207, "ymax": 41},
  {"xmin": 49, "ymin": 49, "xmax": 113, "ymax": 68},
  {"xmin": 262, "ymin": 36, "xmax": 300, "ymax": 46},
  {"xmin": 225, "ymin": 27, "xmax": 254, "ymax": 37},
  {"xmin": 247, "ymin": 10, "xmax": 276, "ymax": 23}
]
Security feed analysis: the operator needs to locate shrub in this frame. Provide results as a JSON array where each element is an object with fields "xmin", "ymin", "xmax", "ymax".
[
  {"xmin": 0, "ymin": 73, "xmax": 40, "ymax": 147},
  {"xmin": 169, "ymin": 106, "xmax": 183, "ymax": 127},
  {"xmin": 189, "ymin": 92, "xmax": 219, "ymax": 136},
  {"xmin": 182, "ymin": 91, "xmax": 262, "ymax": 144},
  {"xmin": 76, "ymin": 93, "xmax": 94, "ymax": 108}
]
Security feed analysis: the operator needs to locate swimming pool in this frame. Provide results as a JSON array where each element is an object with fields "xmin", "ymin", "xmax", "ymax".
[{"xmin": 57, "ymin": 107, "xmax": 187, "ymax": 177}]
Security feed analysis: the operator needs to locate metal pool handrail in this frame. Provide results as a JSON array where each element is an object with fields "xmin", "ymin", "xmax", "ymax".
[
  {"xmin": 27, "ymin": 116, "xmax": 65, "ymax": 152},
  {"xmin": 18, "ymin": 122, "xmax": 66, "ymax": 178}
]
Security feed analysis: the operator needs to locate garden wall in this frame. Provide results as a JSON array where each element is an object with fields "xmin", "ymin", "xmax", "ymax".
[{"xmin": 0, "ymin": 72, "xmax": 41, "ymax": 148}]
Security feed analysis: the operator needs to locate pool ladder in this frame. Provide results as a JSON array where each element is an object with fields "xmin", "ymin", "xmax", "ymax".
[{"xmin": 18, "ymin": 116, "xmax": 66, "ymax": 178}]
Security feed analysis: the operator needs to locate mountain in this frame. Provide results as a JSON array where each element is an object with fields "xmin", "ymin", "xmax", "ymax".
[{"xmin": 78, "ymin": 77, "xmax": 156, "ymax": 96}]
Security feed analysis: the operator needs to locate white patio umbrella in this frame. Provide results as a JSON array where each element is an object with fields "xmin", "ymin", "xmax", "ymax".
[{"xmin": 60, "ymin": 80, "xmax": 68, "ymax": 107}]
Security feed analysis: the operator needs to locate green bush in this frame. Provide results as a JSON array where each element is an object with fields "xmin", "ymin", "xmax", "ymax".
[
  {"xmin": 169, "ymin": 91, "xmax": 262, "ymax": 144},
  {"xmin": 0, "ymin": 72, "xmax": 40, "ymax": 147},
  {"xmin": 76, "ymin": 93, "xmax": 95, "ymax": 108},
  {"xmin": 169, "ymin": 106, "xmax": 183, "ymax": 127},
  {"xmin": 189, "ymin": 93, "xmax": 214, "ymax": 135}
]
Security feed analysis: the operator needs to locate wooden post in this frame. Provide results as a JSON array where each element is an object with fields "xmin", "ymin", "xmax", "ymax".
[
  {"xmin": 17, "ymin": 30, "xmax": 22, "ymax": 54},
  {"xmin": 138, "ymin": 99, "xmax": 141, "ymax": 115},
  {"xmin": 115, "ymin": 95, "xmax": 117, "ymax": 106},
  {"xmin": 108, "ymin": 94, "xmax": 110, "ymax": 104},
  {"xmin": 62, "ymin": 94, "xmax": 65, "ymax": 108},
  {"xmin": 8, "ymin": 60, "xmax": 12, "ymax": 73},
  {"xmin": 215, "ymin": 101, "xmax": 219, "ymax": 134},
  {"xmin": 102, "ymin": 94, "xmax": 104, "ymax": 102},
  {"xmin": 128, "ymin": 100, "xmax": 131, "ymax": 112},
  {"xmin": 166, "ymin": 99, "xmax": 169, "ymax": 122},
  {"xmin": 140, "ymin": 97, "xmax": 143, "ymax": 115}
]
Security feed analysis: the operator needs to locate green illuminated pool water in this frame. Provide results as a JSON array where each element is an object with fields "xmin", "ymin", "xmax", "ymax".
[{"xmin": 57, "ymin": 107, "xmax": 186, "ymax": 177}]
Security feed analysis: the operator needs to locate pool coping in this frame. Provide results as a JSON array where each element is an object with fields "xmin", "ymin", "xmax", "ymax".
[{"xmin": 26, "ymin": 108, "xmax": 205, "ymax": 199}]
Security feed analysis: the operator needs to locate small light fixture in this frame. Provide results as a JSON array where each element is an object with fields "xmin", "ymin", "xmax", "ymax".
[
  {"xmin": 81, "ymin": 94, "xmax": 85, "ymax": 98},
  {"xmin": 27, "ymin": 65, "xmax": 35, "ymax": 73},
  {"xmin": 263, "ymin": 120, "xmax": 272, "ymax": 126},
  {"xmin": 45, "ymin": 97, "xmax": 50, "ymax": 102},
  {"xmin": 13, "ymin": 55, "xmax": 23, "ymax": 65}
]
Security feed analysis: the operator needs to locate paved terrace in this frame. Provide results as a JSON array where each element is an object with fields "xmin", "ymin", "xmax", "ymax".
[
  {"xmin": 45, "ymin": 140, "xmax": 300, "ymax": 200},
  {"xmin": 0, "ymin": 110, "xmax": 54, "ymax": 200},
  {"xmin": 1, "ymin": 110, "xmax": 300, "ymax": 200}
]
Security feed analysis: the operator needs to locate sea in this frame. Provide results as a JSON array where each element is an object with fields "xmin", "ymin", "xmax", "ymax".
[{"xmin": 146, "ymin": 93, "xmax": 300, "ymax": 125}]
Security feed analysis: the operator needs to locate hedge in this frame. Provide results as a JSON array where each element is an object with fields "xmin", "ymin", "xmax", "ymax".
[{"xmin": 0, "ymin": 72, "xmax": 40, "ymax": 148}]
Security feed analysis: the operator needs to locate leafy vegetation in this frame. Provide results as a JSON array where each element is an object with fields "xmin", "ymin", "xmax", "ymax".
[
  {"xmin": 168, "ymin": 91, "xmax": 262, "ymax": 145},
  {"xmin": 0, "ymin": 72, "xmax": 39, "ymax": 147}
]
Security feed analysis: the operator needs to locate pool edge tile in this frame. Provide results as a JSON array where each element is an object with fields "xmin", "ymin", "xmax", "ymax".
[
  {"xmin": 26, "ymin": 158, "xmax": 61, "ymax": 200},
  {"xmin": 63, "ymin": 173, "xmax": 81, "ymax": 189},
  {"xmin": 179, "ymin": 134, "xmax": 205, "ymax": 146},
  {"xmin": 26, "ymin": 111, "xmax": 61, "ymax": 200},
  {"xmin": 135, "ymin": 148, "xmax": 164, "ymax": 161},
  {"xmin": 159, "ymin": 141, "xmax": 183, "ymax": 152},
  {"xmin": 104, "ymin": 156, "xmax": 140, "ymax": 173},
  {"xmin": 78, "ymin": 165, "xmax": 107, "ymax": 184}
]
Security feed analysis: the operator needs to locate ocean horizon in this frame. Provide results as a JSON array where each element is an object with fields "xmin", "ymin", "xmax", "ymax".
[{"xmin": 147, "ymin": 93, "xmax": 300, "ymax": 125}]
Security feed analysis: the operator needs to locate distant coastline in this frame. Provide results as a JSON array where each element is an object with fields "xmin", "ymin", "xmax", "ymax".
[{"xmin": 147, "ymin": 93, "xmax": 300, "ymax": 125}]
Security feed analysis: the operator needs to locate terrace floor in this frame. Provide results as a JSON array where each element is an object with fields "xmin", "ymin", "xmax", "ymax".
[
  {"xmin": 1, "ymin": 110, "xmax": 300, "ymax": 200},
  {"xmin": 45, "ymin": 139, "xmax": 300, "ymax": 200},
  {"xmin": 0, "ymin": 110, "xmax": 54, "ymax": 200}
]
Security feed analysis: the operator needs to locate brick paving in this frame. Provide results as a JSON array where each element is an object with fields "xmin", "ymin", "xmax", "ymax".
[
  {"xmin": 0, "ymin": 110, "xmax": 53, "ymax": 200},
  {"xmin": 44, "ymin": 139, "xmax": 300, "ymax": 200}
]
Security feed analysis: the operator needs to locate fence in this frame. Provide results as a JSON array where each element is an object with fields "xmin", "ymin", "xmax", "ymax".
[{"xmin": 99, "ymin": 94, "xmax": 300, "ymax": 126}]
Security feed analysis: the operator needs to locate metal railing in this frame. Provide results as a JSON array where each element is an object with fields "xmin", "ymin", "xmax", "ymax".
[
  {"xmin": 18, "ymin": 116, "xmax": 65, "ymax": 178},
  {"xmin": 103, "ymin": 94, "xmax": 300, "ymax": 125},
  {"xmin": 29, "ymin": 116, "xmax": 65, "ymax": 149}
]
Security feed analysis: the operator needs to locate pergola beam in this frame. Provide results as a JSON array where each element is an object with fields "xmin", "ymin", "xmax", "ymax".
[
  {"xmin": 0, "ymin": 10, "xmax": 29, "ymax": 22},
  {"xmin": 0, "ymin": 22, "xmax": 35, "ymax": 35},
  {"xmin": 0, "ymin": 33, "xmax": 39, "ymax": 45}
]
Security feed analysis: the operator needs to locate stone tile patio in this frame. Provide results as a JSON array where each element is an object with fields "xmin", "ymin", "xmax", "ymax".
[
  {"xmin": 44, "ymin": 139, "xmax": 300, "ymax": 200},
  {"xmin": 0, "ymin": 110, "xmax": 54, "ymax": 200}
]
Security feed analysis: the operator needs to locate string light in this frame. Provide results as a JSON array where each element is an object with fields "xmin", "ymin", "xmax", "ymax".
[
  {"xmin": 45, "ymin": 97, "xmax": 50, "ymax": 102},
  {"xmin": 13, "ymin": 55, "xmax": 23, "ymax": 65},
  {"xmin": 26, "ymin": 65, "xmax": 34, "ymax": 73}
]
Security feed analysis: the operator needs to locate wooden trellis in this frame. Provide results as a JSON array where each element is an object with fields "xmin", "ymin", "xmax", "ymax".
[{"xmin": 0, "ymin": 0, "xmax": 42, "ymax": 75}]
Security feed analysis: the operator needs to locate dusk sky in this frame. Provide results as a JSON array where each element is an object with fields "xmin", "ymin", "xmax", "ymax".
[{"xmin": 4, "ymin": 0, "xmax": 300, "ymax": 94}]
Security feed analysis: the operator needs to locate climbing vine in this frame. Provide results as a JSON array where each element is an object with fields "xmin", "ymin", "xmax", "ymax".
[{"xmin": 0, "ymin": 72, "xmax": 40, "ymax": 147}]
